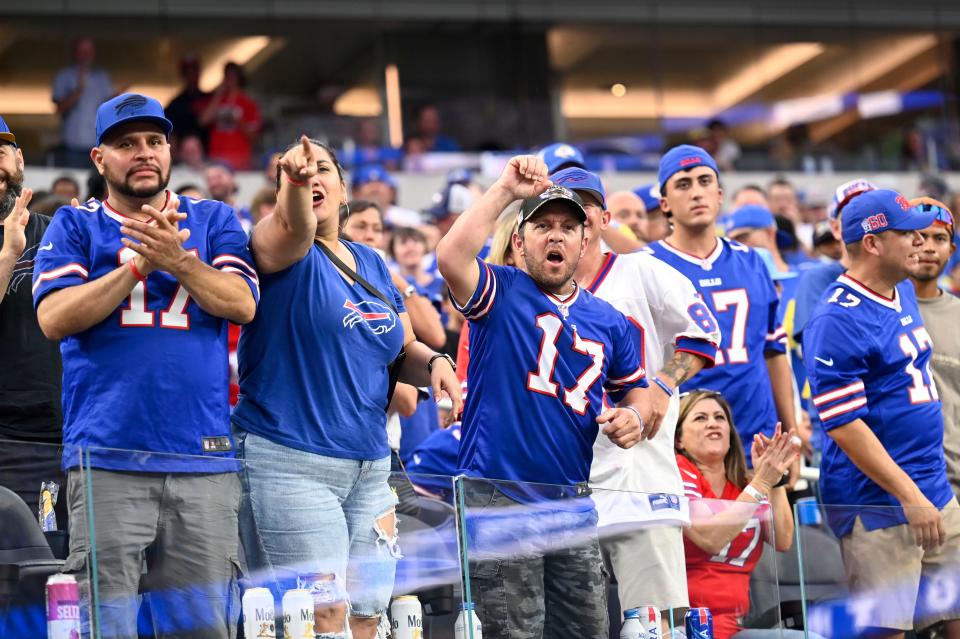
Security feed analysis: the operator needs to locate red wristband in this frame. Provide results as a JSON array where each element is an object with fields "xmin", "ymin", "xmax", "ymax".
[
  {"xmin": 285, "ymin": 174, "xmax": 307, "ymax": 187},
  {"xmin": 128, "ymin": 258, "xmax": 147, "ymax": 282}
]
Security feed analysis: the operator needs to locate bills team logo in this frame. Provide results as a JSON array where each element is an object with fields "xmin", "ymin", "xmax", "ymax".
[
  {"xmin": 896, "ymin": 194, "xmax": 911, "ymax": 210},
  {"xmin": 679, "ymin": 156, "xmax": 702, "ymax": 167},
  {"xmin": 114, "ymin": 94, "xmax": 148, "ymax": 115},
  {"xmin": 342, "ymin": 299, "xmax": 396, "ymax": 334},
  {"xmin": 860, "ymin": 213, "xmax": 888, "ymax": 233}
]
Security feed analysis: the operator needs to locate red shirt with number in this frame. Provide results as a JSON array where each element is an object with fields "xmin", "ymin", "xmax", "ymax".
[{"xmin": 678, "ymin": 454, "xmax": 767, "ymax": 639}]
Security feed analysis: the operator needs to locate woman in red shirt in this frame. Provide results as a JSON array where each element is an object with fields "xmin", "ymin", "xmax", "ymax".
[{"xmin": 676, "ymin": 389, "xmax": 802, "ymax": 639}]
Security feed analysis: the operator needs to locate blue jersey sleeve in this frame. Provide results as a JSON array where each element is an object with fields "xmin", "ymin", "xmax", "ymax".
[
  {"xmin": 32, "ymin": 204, "xmax": 93, "ymax": 308},
  {"xmin": 208, "ymin": 203, "xmax": 261, "ymax": 305},
  {"xmin": 603, "ymin": 313, "xmax": 648, "ymax": 402},
  {"xmin": 804, "ymin": 308, "xmax": 870, "ymax": 430},
  {"xmin": 449, "ymin": 257, "xmax": 513, "ymax": 321}
]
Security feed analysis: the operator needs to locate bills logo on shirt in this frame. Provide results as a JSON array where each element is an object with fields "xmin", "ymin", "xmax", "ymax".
[{"xmin": 342, "ymin": 299, "xmax": 397, "ymax": 335}]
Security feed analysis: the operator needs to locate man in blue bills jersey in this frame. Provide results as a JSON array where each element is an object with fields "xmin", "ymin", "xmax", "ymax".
[
  {"xmin": 645, "ymin": 145, "xmax": 798, "ymax": 464},
  {"xmin": 32, "ymin": 93, "xmax": 258, "ymax": 639},
  {"xmin": 437, "ymin": 155, "xmax": 649, "ymax": 639},
  {"xmin": 804, "ymin": 189, "xmax": 960, "ymax": 636}
]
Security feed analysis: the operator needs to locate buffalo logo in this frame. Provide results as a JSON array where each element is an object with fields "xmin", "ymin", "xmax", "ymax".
[
  {"xmin": 896, "ymin": 194, "xmax": 911, "ymax": 211},
  {"xmin": 115, "ymin": 94, "xmax": 148, "ymax": 116},
  {"xmin": 555, "ymin": 169, "xmax": 590, "ymax": 185},
  {"xmin": 679, "ymin": 156, "xmax": 702, "ymax": 167},
  {"xmin": 860, "ymin": 213, "xmax": 888, "ymax": 233},
  {"xmin": 342, "ymin": 300, "xmax": 396, "ymax": 334}
]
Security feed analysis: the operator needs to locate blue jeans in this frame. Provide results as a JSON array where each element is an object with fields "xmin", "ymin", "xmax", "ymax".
[{"xmin": 236, "ymin": 431, "xmax": 398, "ymax": 621}]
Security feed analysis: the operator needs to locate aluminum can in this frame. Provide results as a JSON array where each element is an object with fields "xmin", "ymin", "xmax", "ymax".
[
  {"xmin": 243, "ymin": 587, "xmax": 276, "ymax": 639},
  {"xmin": 684, "ymin": 607, "xmax": 713, "ymax": 639},
  {"xmin": 391, "ymin": 595, "xmax": 423, "ymax": 639},
  {"xmin": 454, "ymin": 601, "xmax": 483, "ymax": 639},
  {"xmin": 619, "ymin": 607, "xmax": 646, "ymax": 639},
  {"xmin": 640, "ymin": 605, "xmax": 662, "ymax": 639},
  {"xmin": 282, "ymin": 589, "xmax": 314, "ymax": 639},
  {"xmin": 46, "ymin": 574, "xmax": 80, "ymax": 639}
]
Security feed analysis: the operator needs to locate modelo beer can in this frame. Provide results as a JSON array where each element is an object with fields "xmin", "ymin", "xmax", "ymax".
[
  {"xmin": 282, "ymin": 589, "xmax": 314, "ymax": 639},
  {"xmin": 390, "ymin": 595, "xmax": 423, "ymax": 639},
  {"xmin": 619, "ymin": 607, "xmax": 646, "ymax": 639},
  {"xmin": 454, "ymin": 601, "xmax": 483, "ymax": 639},
  {"xmin": 242, "ymin": 587, "xmax": 276, "ymax": 639},
  {"xmin": 685, "ymin": 607, "xmax": 713, "ymax": 639},
  {"xmin": 640, "ymin": 605, "xmax": 661, "ymax": 639},
  {"xmin": 46, "ymin": 573, "xmax": 80, "ymax": 639}
]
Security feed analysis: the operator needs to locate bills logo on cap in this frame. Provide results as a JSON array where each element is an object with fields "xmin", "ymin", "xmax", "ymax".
[
  {"xmin": 555, "ymin": 169, "xmax": 589, "ymax": 184},
  {"xmin": 860, "ymin": 213, "xmax": 888, "ymax": 233},
  {"xmin": 895, "ymin": 194, "xmax": 910, "ymax": 211},
  {"xmin": 679, "ymin": 156, "xmax": 703, "ymax": 167},
  {"xmin": 114, "ymin": 94, "xmax": 149, "ymax": 116}
]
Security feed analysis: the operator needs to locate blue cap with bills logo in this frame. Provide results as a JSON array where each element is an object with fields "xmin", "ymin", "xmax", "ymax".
[
  {"xmin": 538, "ymin": 143, "xmax": 585, "ymax": 173},
  {"xmin": 840, "ymin": 188, "xmax": 937, "ymax": 244},
  {"xmin": 657, "ymin": 144, "xmax": 719, "ymax": 193},
  {"xmin": 550, "ymin": 167, "xmax": 606, "ymax": 209},
  {"xmin": 96, "ymin": 93, "xmax": 173, "ymax": 146},
  {"xmin": 0, "ymin": 116, "xmax": 16, "ymax": 147}
]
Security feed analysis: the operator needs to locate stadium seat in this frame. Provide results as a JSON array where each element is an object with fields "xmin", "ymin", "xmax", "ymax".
[{"xmin": 0, "ymin": 485, "xmax": 65, "ymax": 638}]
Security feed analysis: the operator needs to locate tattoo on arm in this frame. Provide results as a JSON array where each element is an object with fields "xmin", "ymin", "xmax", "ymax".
[{"xmin": 658, "ymin": 351, "xmax": 706, "ymax": 386}]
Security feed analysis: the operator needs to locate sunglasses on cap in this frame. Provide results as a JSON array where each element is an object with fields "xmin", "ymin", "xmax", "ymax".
[{"xmin": 909, "ymin": 197, "xmax": 955, "ymax": 229}]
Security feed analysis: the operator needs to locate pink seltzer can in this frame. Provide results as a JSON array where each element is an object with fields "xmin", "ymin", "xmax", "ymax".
[{"xmin": 46, "ymin": 573, "xmax": 80, "ymax": 639}]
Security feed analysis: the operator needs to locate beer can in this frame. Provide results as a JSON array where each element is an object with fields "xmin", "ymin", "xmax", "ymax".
[
  {"xmin": 242, "ymin": 587, "xmax": 276, "ymax": 639},
  {"xmin": 684, "ymin": 607, "xmax": 713, "ymax": 639},
  {"xmin": 619, "ymin": 607, "xmax": 646, "ymax": 639},
  {"xmin": 391, "ymin": 595, "xmax": 423, "ymax": 639},
  {"xmin": 640, "ymin": 605, "xmax": 661, "ymax": 639},
  {"xmin": 454, "ymin": 601, "xmax": 483, "ymax": 639},
  {"xmin": 46, "ymin": 573, "xmax": 80, "ymax": 639},
  {"xmin": 282, "ymin": 589, "xmax": 314, "ymax": 639}
]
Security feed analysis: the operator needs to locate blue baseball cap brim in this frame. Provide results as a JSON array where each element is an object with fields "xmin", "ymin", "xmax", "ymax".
[
  {"xmin": 0, "ymin": 115, "xmax": 17, "ymax": 147},
  {"xmin": 352, "ymin": 165, "xmax": 397, "ymax": 190},
  {"xmin": 721, "ymin": 205, "xmax": 776, "ymax": 234},
  {"xmin": 658, "ymin": 144, "xmax": 719, "ymax": 193},
  {"xmin": 841, "ymin": 189, "xmax": 938, "ymax": 244},
  {"xmin": 96, "ymin": 93, "xmax": 173, "ymax": 146},
  {"xmin": 550, "ymin": 167, "xmax": 606, "ymax": 209}
]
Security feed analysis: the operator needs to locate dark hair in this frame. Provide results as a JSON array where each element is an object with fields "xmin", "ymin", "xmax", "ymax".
[
  {"xmin": 735, "ymin": 184, "xmax": 766, "ymax": 198},
  {"xmin": 339, "ymin": 199, "xmax": 383, "ymax": 228},
  {"xmin": 85, "ymin": 169, "xmax": 107, "ymax": 201},
  {"xmin": 389, "ymin": 226, "xmax": 428, "ymax": 259},
  {"xmin": 52, "ymin": 175, "xmax": 80, "ymax": 192},
  {"xmin": 706, "ymin": 118, "xmax": 726, "ymax": 131},
  {"xmin": 768, "ymin": 176, "xmax": 795, "ymax": 192},
  {"xmin": 275, "ymin": 138, "xmax": 345, "ymax": 192},
  {"xmin": 223, "ymin": 61, "xmax": 246, "ymax": 88},
  {"xmin": 676, "ymin": 390, "xmax": 749, "ymax": 490}
]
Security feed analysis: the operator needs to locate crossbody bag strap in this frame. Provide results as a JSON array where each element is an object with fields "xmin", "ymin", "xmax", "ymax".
[{"xmin": 314, "ymin": 239, "xmax": 398, "ymax": 313}]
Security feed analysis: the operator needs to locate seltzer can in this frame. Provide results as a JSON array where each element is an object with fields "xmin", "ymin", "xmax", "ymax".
[{"xmin": 46, "ymin": 573, "xmax": 80, "ymax": 639}]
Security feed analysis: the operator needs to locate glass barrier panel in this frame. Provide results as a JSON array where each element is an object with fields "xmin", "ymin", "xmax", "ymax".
[
  {"xmin": 77, "ymin": 445, "xmax": 466, "ymax": 638},
  {"xmin": 453, "ymin": 475, "xmax": 789, "ymax": 639},
  {"xmin": 795, "ymin": 502, "xmax": 960, "ymax": 639},
  {"xmin": 0, "ymin": 438, "xmax": 76, "ymax": 638}
]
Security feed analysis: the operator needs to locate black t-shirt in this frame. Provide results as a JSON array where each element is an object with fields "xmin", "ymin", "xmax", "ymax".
[{"xmin": 0, "ymin": 212, "xmax": 63, "ymax": 442}]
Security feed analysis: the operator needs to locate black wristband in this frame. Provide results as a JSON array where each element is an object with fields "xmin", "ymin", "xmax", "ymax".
[
  {"xmin": 773, "ymin": 471, "xmax": 790, "ymax": 488},
  {"xmin": 428, "ymin": 353, "xmax": 456, "ymax": 374}
]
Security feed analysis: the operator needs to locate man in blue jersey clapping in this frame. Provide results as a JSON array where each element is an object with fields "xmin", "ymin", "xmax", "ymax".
[
  {"xmin": 437, "ymin": 155, "xmax": 650, "ymax": 639},
  {"xmin": 33, "ymin": 93, "xmax": 258, "ymax": 639}
]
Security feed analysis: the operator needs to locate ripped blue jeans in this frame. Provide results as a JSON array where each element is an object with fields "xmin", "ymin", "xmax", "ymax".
[{"xmin": 236, "ymin": 431, "xmax": 399, "ymax": 627}]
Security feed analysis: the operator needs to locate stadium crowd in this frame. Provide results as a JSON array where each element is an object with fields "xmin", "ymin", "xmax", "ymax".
[{"xmin": 1, "ymin": 83, "xmax": 960, "ymax": 639}]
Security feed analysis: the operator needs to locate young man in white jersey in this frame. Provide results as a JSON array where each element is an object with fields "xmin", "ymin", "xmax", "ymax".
[{"xmin": 553, "ymin": 166, "xmax": 721, "ymax": 632}]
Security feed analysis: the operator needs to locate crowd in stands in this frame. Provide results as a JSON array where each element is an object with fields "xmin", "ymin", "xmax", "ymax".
[{"xmin": 2, "ymin": 58, "xmax": 960, "ymax": 639}]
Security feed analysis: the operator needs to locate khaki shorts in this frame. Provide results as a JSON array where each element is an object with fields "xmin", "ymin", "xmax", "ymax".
[
  {"xmin": 600, "ymin": 523, "xmax": 689, "ymax": 616},
  {"xmin": 841, "ymin": 496, "xmax": 960, "ymax": 631}
]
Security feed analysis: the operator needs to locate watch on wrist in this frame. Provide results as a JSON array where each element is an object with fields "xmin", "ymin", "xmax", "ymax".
[
  {"xmin": 428, "ymin": 353, "xmax": 456, "ymax": 374},
  {"xmin": 402, "ymin": 285, "xmax": 416, "ymax": 299}
]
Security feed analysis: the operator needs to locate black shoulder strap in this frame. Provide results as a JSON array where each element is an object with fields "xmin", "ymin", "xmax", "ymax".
[{"xmin": 314, "ymin": 239, "xmax": 398, "ymax": 313}]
